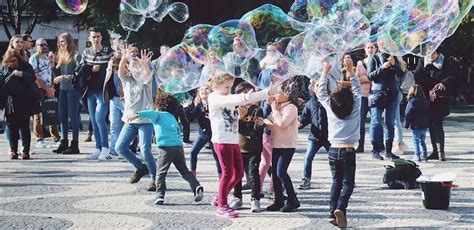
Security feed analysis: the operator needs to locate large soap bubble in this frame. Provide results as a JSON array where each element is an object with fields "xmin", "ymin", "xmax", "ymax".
[
  {"xmin": 56, "ymin": 0, "xmax": 88, "ymax": 15},
  {"xmin": 119, "ymin": 2, "xmax": 146, "ymax": 32},
  {"xmin": 168, "ymin": 2, "xmax": 189, "ymax": 23},
  {"xmin": 181, "ymin": 24, "xmax": 214, "ymax": 65},
  {"xmin": 157, "ymin": 45, "xmax": 206, "ymax": 93},
  {"xmin": 241, "ymin": 4, "xmax": 305, "ymax": 47}
]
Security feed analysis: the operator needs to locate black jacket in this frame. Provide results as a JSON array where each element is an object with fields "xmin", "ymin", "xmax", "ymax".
[
  {"xmin": 367, "ymin": 53, "xmax": 403, "ymax": 101},
  {"xmin": 185, "ymin": 103, "xmax": 212, "ymax": 137},
  {"xmin": 239, "ymin": 104, "xmax": 264, "ymax": 153},
  {"xmin": 413, "ymin": 55, "xmax": 457, "ymax": 118},
  {"xmin": 0, "ymin": 63, "xmax": 37, "ymax": 118},
  {"xmin": 404, "ymin": 97, "xmax": 430, "ymax": 129},
  {"xmin": 299, "ymin": 94, "xmax": 329, "ymax": 145}
]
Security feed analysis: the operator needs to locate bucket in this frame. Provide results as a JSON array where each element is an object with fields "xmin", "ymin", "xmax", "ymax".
[{"xmin": 418, "ymin": 173, "xmax": 458, "ymax": 210}]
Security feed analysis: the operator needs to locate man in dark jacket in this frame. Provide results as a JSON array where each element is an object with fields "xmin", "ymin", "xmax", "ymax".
[{"xmin": 413, "ymin": 49, "xmax": 458, "ymax": 161}]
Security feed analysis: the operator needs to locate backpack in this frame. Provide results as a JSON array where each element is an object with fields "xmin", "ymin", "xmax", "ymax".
[
  {"xmin": 383, "ymin": 159, "xmax": 422, "ymax": 189},
  {"xmin": 400, "ymin": 70, "xmax": 415, "ymax": 94}
]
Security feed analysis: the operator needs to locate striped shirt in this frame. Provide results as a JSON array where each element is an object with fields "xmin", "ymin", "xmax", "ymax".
[{"xmin": 80, "ymin": 46, "xmax": 114, "ymax": 91}]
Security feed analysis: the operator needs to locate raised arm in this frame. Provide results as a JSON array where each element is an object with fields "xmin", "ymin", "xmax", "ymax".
[{"xmin": 209, "ymin": 89, "xmax": 269, "ymax": 108}]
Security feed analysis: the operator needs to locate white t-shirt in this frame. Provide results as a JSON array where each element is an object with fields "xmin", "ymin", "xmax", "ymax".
[
  {"xmin": 208, "ymin": 89, "xmax": 269, "ymax": 144},
  {"xmin": 29, "ymin": 54, "xmax": 52, "ymax": 87}
]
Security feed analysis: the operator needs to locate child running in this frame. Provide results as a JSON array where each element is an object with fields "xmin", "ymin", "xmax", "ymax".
[
  {"xmin": 404, "ymin": 84, "xmax": 431, "ymax": 162},
  {"xmin": 298, "ymin": 79, "xmax": 331, "ymax": 190},
  {"xmin": 131, "ymin": 91, "xmax": 203, "ymax": 205},
  {"xmin": 317, "ymin": 58, "xmax": 361, "ymax": 228},
  {"xmin": 229, "ymin": 82, "xmax": 265, "ymax": 213},
  {"xmin": 264, "ymin": 80, "xmax": 300, "ymax": 212},
  {"xmin": 208, "ymin": 72, "xmax": 277, "ymax": 218}
]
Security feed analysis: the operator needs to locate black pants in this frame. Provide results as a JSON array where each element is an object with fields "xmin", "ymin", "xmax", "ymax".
[
  {"xmin": 6, "ymin": 115, "xmax": 31, "ymax": 153},
  {"xmin": 429, "ymin": 115, "xmax": 445, "ymax": 152},
  {"xmin": 233, "ymin": 152, "xmax": 262, "ymax": 199}
]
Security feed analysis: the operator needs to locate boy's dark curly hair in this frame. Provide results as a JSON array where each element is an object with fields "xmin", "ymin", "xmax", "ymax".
[
  {"xmin": 329, "ymin": 87, "xmax": 354, "ymax": 119},
  {"xmin": 154, "ymin": 90, "xmax": 179, "ymax": 120}
]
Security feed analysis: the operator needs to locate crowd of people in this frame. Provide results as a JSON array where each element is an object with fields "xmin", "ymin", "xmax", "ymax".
[{"xmin": 0, "ymin": 27, "xmax": 459, "ymax": 227}]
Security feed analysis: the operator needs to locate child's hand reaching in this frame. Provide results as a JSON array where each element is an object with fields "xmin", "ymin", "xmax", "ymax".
[
  {"xmin": 263, "ymin": 118, "xmax": 274, "ymax": 129},
  {"xmin": 237, "ymin": 105, "xmax": 248, "ymax": 119},
  {"xmin": 255, "ymin": 117, "xmax": 265, "ymax": 126},
  {"xmin": 181, "ymin": 99, "xmax": 193, "ymax": 108}
]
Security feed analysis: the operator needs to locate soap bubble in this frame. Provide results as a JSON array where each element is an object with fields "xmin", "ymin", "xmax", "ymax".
[
  {"xmin": 168, "ymin": 2, "xmax": 189, "ymax": 23},
  {"xmin": 56, "ymin": 0, "xmax": 88, "ymax": 15},
  {"xmin": 241, "ymin": 4, "xmax": 305, "ymax": 47},
  {"xmin": 157, "ymin": 45, "xmax": 205, "ymax": 93},
  {"xmin": 182, "ymin": 24, "xmax": 214, "ymax": 65},
  {"xmin": 119, "ymin": 2, "xmax": 146, "ymax": 32}
]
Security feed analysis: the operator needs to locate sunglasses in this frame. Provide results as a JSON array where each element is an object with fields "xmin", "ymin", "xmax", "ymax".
[{"xmin": 37, "ymin": 43, "xmax": 48, "ymax": 47}]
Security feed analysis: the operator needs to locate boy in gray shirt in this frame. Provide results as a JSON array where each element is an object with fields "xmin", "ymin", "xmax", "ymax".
[{"xmin": 317, "ymin": 58, "xmax": 361, "ymax": 228}]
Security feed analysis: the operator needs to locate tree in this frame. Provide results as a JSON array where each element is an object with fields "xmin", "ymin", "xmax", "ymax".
[{"xmin": 0, "ymin": 0, "xmax": 58, "ymax": 39}]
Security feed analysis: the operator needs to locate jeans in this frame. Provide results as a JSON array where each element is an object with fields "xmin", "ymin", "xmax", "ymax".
[
  {"xmin": 328, "ymin": 147, "xmax": 356, "ymax": 218},
  {"xmin": 358, "ymin": 97, "xmax": 370, "ymax": 149},
  {"xmin": 6, "ymin": 115, "xmax": 31, "ymax": 153},
  {"xmin": 156, "ymin": 146, "xmax": 200, "ymax": 199},
  {"xmin": 115, "ymin": 123, "xmax": 156, "ymax": 180},
  {"xmin": 272, "ymin": 148, "xmax": 296, "ymax": 201},
  {"xmin": 412, "ymin": 129, "xmax": 427, "ymax": 157},
  {"xmin": 387, "ymin": 91, "xmax": 404, "ymax": 145},
  {"xmin": 58, "ymin": 90, "xmax": 81, "ymax": 141},
  {"xmin": 233, "ymin": 152, "xmax": 262, "ymax": 200},
  {"xmin": 87, "ymin": 90, "xmax": 109, "ymax": 149},
  {"xmin": 369, "ymin": 96, "xmax": 398, "ymax": 152},
  {"xmin": 303, "ymin": 140, "xmax": 329, "ymax": 179},
  {"xmin": 109, "ymin": 97, "xmax": 124, "ymax": 155},
  {"xmin": 214, "ymin": 143, "xmax": 244, "ymax": 207},
  {"xmin": 189, "ymin": 133, "xmax": 221, "ymax": 174}
]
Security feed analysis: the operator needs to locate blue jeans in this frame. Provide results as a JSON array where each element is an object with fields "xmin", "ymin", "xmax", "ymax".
[
  {"xmin": 87, "ymin": 90, "xmax": 109, "ymax": 149},
  {"xmin": 303, "ymin": 140, "xmax": 329, "ymax": 179},
  {"xmin": 115, "ymin": 123, "xmax": 156, "ymax": 180},
  {"xmin": 328, "ymin": 147, "xmax": 356, "ymax": 218},
  {"xmin": 272, "ymin": 148, "xmax": 296, "ymax": 201},
  {"xmin": 412, "ymin": 129, "xmax": 427, "ymax": 157},
  {"xmin": 58, "ymin": 89, "xmax": 81, "ymax": 141},
  {"xmin": 189, "ymin": 133, "xmax": 221, "ymax": 174},
  {"xmin": 358, "ymin": 96, "xmax": 370, "ymax": 149},
  {"xmin": 109, "ymin": 97, "xmax": 124, "ymax": 155},
  {"xmin": 369, "ymin": 96, "xmax": 398, "ymax": 152},
  {"xmin": 386, "ymin": 91, "xmax": 403, "ymax": 145}
]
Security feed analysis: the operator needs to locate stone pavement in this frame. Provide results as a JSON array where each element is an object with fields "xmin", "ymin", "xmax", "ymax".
[{"xmin": 1, "ymin": 106, "xmax": 473, "ymax": 229}]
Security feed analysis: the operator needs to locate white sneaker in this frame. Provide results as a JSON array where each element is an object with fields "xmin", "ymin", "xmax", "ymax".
[
  {"xmin": 35, "ymin": 140, "xmax": 48, "ymax": 148},
  {"xmin": 50, "ymin": 140, "xmax": 61, "ymax": 148},
  {"xmin": 251, "ymin": 198, "xmax": 261, "ymax": 213},
  {"xmin": 229, "ymin": 197, "xmax": 243, "ymax": 210},
  {"xmin": 98, "ymin": 153, "xmax": 119, "ymax": 161},
  {"xmin": 89, "ymin": 149, "xmax": 101, "ymax": 160}
]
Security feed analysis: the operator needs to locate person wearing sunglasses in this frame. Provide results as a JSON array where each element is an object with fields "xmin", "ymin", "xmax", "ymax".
[{"xmin": 29, "ymin": 38, "xmax": 60, "ymax": 149}]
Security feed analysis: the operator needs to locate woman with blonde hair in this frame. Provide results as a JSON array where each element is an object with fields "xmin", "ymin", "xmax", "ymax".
[
  {"xmin": 8, "ymin": 35, "xmax": 28, "ymax": 62},
  {"xmin": 52, "ymin": 32, "xmax": 81, "ymax": 154}
]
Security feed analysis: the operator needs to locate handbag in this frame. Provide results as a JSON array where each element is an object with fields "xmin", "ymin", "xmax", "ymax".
[
  {"xmin": 368, "ymin": 89, "xmax": 390, "ymax": 108},
  {"xmin": 70, "ymin": 63, "xmax": 93, "ymax": 91},
  {"xmin": 400, "ymin": 71, "xmax": 415, "ymax": 94},
  {"xmin": 41, "ymin": 98, "xmax": 59, "ymax": 126}
]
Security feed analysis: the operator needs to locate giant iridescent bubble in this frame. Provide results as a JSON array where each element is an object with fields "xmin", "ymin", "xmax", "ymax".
[
  {"xmin": 168, "ymin": 2, "xmax": 190, "ymax": 23},
  {"xmin": 56, "ymin": 0, "xmax": 88, "ymax": 15}
]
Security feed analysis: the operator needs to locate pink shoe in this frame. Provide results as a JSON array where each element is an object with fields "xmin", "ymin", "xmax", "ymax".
[
  {"xmin": 211, "ymin": 195, "xmax": 218, "ymax": 208},
  {"xmin": 216, "ymin": 205, "xmax": 239, "ymax": 218}
]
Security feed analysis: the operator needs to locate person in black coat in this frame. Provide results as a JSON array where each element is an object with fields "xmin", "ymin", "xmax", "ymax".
[
  {"xmin": 0, "ymin": 50, "xmax": 37, "ymax": 160},
  {"xmin": 413, "ymin": 49, "xmax": 458, "ymax": 161},
  {"xmin": 297, "ymin": 80, "xmax": 330, "ymax": 190}
]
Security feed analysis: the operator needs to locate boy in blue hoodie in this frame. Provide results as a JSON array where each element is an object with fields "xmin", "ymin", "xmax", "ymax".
[{"xmin": 298, "ymin": 79, "xmax": 331, "ymax": 190}]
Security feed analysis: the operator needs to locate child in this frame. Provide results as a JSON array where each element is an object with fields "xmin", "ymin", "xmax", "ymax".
[
  {"xmin": 131, "ymin": 92, "xmax": 204, "ymax": 205},
  {"xmin": 229, "ymin": 82, "xmax": 265, "ymax": 213},
  {"xmin": 208, "ymin": 72, "xmax": 277, "ymax": 218},
  {"xmin": 264, "ymin": 80, "xmax": 300, "ymax": 212},
  {"xmin": 317, "ymin": 58, "xmax": 361, "ymax": 228},
  {"xmin": 183, "ymin": 85, "xmax": 222, "ymax": 176},
  {"xmin": 404, "ymin": 84, "xmax": 430, "ymax": 162},
  {"xmin": 298, "ymin": 79, "xmax": 331, "ymax": 190}
]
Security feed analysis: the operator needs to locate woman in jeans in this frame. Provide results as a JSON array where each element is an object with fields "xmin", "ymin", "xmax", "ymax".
[
  {"xmin": 53, "ymin": 32, "xmax": 81, "ymax": 154},
  {"xmin": 0, "ymin": 50, "xmax": 36, "ymax": 159}
]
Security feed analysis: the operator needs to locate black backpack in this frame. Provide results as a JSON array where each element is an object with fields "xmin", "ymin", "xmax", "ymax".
[{"xmin": 383, "ymin": 159, "xmax": 422, "ymax": 189}]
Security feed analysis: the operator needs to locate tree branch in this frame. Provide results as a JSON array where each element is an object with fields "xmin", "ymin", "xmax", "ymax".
[
  {"xmin": 25, "ymin": 10, "xmax": 39, "ymax": 35},
  {"xmin": 0, "ymin": 10, "xmax": 12, "ymax": 39},
  {"xmin": 19, "ymin": 0, "xmax": 30, "ymax": 13}
]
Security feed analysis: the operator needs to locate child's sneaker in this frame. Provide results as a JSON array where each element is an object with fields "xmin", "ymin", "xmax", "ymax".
[
  {"xmin": 298, "ymin": 178, "xmax": 311, "ymax": 190},
  {"xmin": 194, "ymin": 186, "xmax": 204, "ymax": 202},
  {"xmin": 251, "ymin": 198, "xmax": 261, "ymax": 213},
  {"xmin": 334, "ymin": 209, "xmax": 347, "ymax": 227},
  {"xmin": 98, "ymin": 153, "xmax": 119, "ymax": 161},
  {"xmin": 216, "ymin": 205, "xmax": 239, "ymax": 218},
  {"xmin": 154, "ymin": 196, "xmax": 165, "ymax": 205},
  {"xmin": 229, "ymin": 197, "xmax": 242, "ymax": 210},
  {"xmin": 211, "ymin": 195, "xmax": 218, "ymax": 208}
]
